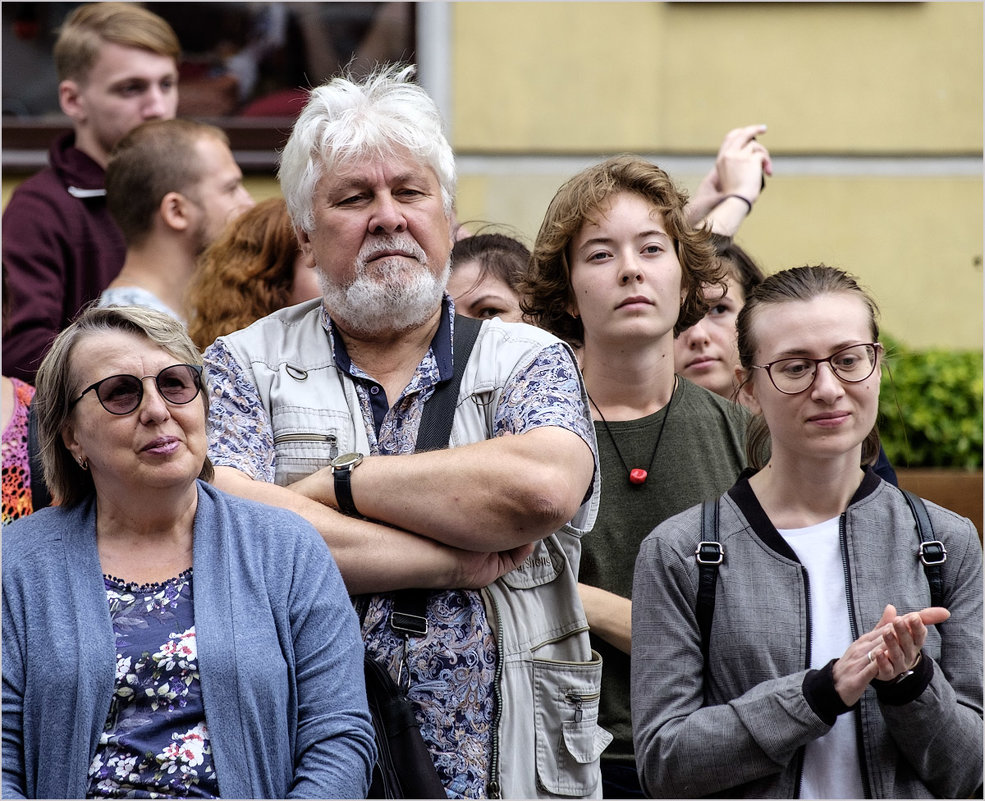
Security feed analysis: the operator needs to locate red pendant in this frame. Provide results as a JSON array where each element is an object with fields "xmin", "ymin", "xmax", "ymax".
[{"xmin": 629, "ymin": 468, "xmax": 648, "ymax": 485}]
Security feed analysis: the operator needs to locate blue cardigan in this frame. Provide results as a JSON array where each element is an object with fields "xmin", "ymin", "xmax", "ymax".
[{"xmin": 2, "ymin": 481, "xmax": 376, "ymax": 799}]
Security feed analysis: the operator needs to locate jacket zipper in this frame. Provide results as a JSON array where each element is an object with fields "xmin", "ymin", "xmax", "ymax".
[
  {"xmin": 565, "ymin": 689, "xmax": 601, "ymax": 722},
  {"xmin": 840, "ymin": 513, "xmax": 873, "ymax": 799},
  {"xmin": 794, "ymin": 564, "xmax": 812, "ymax": 798},
  {"xmin": 272, "ymin": 432, "xmax": 338, "ymax": 447},
  {"xmin": 483, "ymin": 587, "xmax": 504, "ymax": 799}
]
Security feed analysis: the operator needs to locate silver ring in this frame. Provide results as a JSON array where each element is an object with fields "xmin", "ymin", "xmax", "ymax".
[{"xmin": 867, "ymin": 650, "xmax": 874, "ymax": 664}]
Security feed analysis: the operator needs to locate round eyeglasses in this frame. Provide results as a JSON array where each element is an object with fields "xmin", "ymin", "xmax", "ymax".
[
  {"xmin": 69, "ymin": 364, "xmax": 203, "ymax": 415},
  {"xmin": 753, "ymin": 343, "xmax": 882, "ymax": 395}
]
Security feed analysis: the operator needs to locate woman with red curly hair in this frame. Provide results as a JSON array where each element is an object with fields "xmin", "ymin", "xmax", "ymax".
[{"xmin": 186, "ymin": 197, "xmax": 321, "ymax": 351}]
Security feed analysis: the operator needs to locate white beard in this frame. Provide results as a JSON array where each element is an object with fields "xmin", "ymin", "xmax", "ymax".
[{"xmin": 319, "ymin": 235, "xmax": 450, "ymax": 336}]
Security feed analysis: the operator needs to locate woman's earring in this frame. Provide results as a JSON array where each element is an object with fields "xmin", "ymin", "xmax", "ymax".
[{"xmin": 77, "ymin": 457, "xmax": 88, "ymax": 471}]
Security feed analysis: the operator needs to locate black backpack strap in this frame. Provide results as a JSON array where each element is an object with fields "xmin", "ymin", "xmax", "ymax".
[
  {"xmin": 27, "ymin": 401, "xmax": 51, "ymax": 511},
  {"xmin": 414, "ymin": 315, "xmax": 482, "ymax": 453},
  {"xmin": 695, "ymin": 499, "xmax": 723, "ymax": 663},
  {"xmin": 902, "ymin": 489, "xmax": 946, "ymax": 608},
  {"xmin": 389, "ymin": 316, "xmax": 484, "ymax": 639}
]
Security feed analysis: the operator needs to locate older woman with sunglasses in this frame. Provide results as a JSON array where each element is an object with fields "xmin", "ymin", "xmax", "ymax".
[
  {"xmin": 2, "ymin": 305, "xmax": 376, "ymax": 799},
  {"xmin": 632, "ymin": 266, "xmax": 982, "ymax": 798}
]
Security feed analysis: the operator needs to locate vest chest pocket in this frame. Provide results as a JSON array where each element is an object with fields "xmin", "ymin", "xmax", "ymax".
[
  {"xmin": 271, "ymin": 404, "xmax": 353, "ymax": 485},
  {"xmin": 273, "ymin": 431, "xmax": 340, "ymax": 485}
]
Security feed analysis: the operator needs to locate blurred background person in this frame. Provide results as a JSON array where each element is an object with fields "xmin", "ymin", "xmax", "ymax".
[
  {"xmin": 99, "ymin": 118, "xmax": 255, "ymax": 323},
  {"xmin": 2, "ymin": 2, "xmax": 180, "ymax": 382},
  {"xmin": 186, "ymin": 196, "xmax": 319, "ymax": 351},
  {"xmin": 2, "ymin": 267, "xmax": 40, "ymax": 525},
  {"xmin": 447, "ymin": 230, "xmax": 531, "ymax": 323},
  {"xmin": 2, "ymin": 305, "xmax": 376, "ymax": 798},
  {"xmin": 674, "ymin": 234, "xmax": 765, "ymax": 400}
]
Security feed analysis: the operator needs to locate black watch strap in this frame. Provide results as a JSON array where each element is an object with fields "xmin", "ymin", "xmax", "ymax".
[{"xmin": 334, "ymin": 466, "xmax": 359, "ymax": 517}]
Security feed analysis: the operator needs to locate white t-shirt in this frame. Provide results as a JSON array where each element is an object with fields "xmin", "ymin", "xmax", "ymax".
[{"xmin": 779, "ymin": 516, "xmax": 865, "ymax": 799}]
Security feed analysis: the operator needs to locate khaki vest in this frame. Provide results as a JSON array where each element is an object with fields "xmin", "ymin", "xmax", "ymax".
[{"xmin": 217, "ymin": 300, "xmax": 611, "ymax": 798}]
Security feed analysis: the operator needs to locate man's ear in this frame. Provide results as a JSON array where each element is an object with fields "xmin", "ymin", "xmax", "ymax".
[
  {"xmin": 58, "ymin": 79, "xmax": 84, "ymax": 121},
  {"xmin": 736, "ymin": 367, "xmax": 761, "ymax": 415},
  {"xmin": 295, "ymin": 225, "xmax": 314, "ymax": 259},
  {"xmin": 160, "ymin": 191, "xmax": 192, "ymax": 232}
]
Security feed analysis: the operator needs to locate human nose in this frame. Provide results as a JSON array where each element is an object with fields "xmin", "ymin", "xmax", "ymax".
[
  {"xmin": 235, "ymin": 186, "xmax": 255, "ymax": 214},
  {"xmin": 810, "ymin": 360, "xmax": 845, "ymax": 401},
  {"xmin": 618, "ymin": 254, "xmax": 643, "ymax": 285},
  {"xmin": 683, "ymin": 318, "xmax": 710, "ymax": 347},
  {"xmin": 137, "ymin": 377, "xmax": 172, "ymax": 422},
  {"xmin": 368, "ymin": 193, "xmax": 407, "ymax": 234},
  {"xmin": 142, "ymin": 85, "xmax": 169, "ymax": 119}
]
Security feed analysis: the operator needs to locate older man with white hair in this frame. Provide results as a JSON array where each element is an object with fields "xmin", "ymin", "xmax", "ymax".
[{"xmin": 203, "ymin": 64, "xmax": 608, "ymax": 799}]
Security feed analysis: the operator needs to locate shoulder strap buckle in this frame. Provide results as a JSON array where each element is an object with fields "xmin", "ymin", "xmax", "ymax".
[
  {"xmin": 696, "ymin": 541, "xmax": 724, "ymax": 565},
  {"xmin": 918, "ymin": 540, "xmax": 947, "ymax": 566},
  {"xmin": 389, "ymin": 611, "xmax": 429, "ymax": 637}
]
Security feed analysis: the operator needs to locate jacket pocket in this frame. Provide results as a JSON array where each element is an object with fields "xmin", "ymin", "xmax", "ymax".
[
  {"xmin": 271, "ymin": 406, "xmax": 353, "ymax": 484},
  {"xmin": 533, "ymin": 651, "xmax": 612, "ymax": 797}
]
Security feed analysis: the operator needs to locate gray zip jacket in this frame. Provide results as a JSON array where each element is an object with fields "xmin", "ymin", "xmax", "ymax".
[
  {"xmin": 212, "ymin": 300, "xmax": 611, "ymax": 798},
  {"xmin": 632, "ymin": 470, "xmax": 982, "ymax": 798}
]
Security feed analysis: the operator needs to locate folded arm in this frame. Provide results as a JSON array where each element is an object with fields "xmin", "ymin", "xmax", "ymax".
[
  {"xmin": 289, "ymin": 425, "xmax": 595, "ymax": 551},
  {"xmin": 213, "ymin": 466, "xmax": 533, "ymax": 595}
]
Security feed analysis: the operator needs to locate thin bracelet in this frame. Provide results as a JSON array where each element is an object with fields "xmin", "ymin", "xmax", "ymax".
[{"xmin": 720, "ymin": 194, "xmax": 753, "ymax": 214}]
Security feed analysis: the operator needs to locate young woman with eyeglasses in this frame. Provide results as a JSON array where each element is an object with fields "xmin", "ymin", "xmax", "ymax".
[
  {"xmin": 1, "ymin": 305, "xmax": 376, "ymax": 798},
  {"xmin": 632, "ymin": 265, "xmax": 982, "ymax": 798}
]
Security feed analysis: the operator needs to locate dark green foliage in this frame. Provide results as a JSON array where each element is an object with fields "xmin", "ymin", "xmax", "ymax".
[{"xmin": 878, "ymin": 334, "xmax": 983, "ymax": 469}]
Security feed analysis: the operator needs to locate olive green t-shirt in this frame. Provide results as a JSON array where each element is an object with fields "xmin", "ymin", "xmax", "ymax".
[{"xmin": 582, "ymin": 376, "xmax": 749, "ymax": 766}]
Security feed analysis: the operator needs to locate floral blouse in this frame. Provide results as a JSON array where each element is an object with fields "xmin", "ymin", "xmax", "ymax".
[
  {"xmin": 87, "ymin": 569, "xmax": 219, "ymax": 798},
  {"xmin": 2, "ymin": 377, "xmax": 34, "ymax": 525}
]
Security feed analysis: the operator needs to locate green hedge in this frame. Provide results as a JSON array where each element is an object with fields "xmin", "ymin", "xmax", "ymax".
[{"xmin": 878, "ymin": 334, "xmax": 983, "ymax": 470}]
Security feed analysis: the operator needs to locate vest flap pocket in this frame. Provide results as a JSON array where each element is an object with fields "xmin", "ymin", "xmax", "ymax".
[
  {"xmin": 533, "ymin": 651, "xmax": 610, "ymax": 796},
  {"xmin": 562, "ymin": 719, "xmax": 613, "ymax": 765},
  {"xmin": 500, "ymin": 537, "xmax": 564, "ymax": 590}
]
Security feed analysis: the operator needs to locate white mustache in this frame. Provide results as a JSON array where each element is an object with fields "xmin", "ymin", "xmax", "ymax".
[{"xmin": 356, "ymin": 236, "xmax": 427, "ymax": 267}]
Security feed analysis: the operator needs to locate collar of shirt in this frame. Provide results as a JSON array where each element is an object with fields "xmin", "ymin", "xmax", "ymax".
[{"xmin": 321, "ymin": 295, "xmax": 457, "ymax": 434}]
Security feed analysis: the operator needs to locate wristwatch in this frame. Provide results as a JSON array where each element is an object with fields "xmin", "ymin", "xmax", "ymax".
[{"xmin": 330, "ymin": 452, "xmax": 364, "ymax": 517}]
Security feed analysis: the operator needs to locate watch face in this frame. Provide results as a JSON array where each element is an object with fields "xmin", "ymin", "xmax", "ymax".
[{"xmin": 333, "ymin": 452, "xmax": 364, "ymax": 470}]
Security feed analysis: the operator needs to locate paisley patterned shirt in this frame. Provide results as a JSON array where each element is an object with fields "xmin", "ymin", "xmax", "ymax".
[
  {"xmin": 204, "ymin": 298, "xmax": 592, "ymax": 798},
  {"xmin": 87, "ymin": 570, "xmax": 218, "ymax": 798}
]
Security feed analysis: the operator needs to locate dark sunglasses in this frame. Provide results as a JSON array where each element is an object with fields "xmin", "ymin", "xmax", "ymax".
[{"xmin": 69, "ymin": 364, "xmax": 203, "ymax": 415}]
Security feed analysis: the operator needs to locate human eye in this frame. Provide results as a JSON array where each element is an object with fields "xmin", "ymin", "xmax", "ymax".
[
  {"xmin": 335, "ymin": 193, "xmax": 367, "ymax": 207},
  {"xmin": 476, "ymin": 306, "xmax": 507, "ymax": 319},
  {"xmin": 114, "ymin": 80, "xmax": 146, "ymax": 97},
  {"xmin": 832, "ymin": 347, "xmax": 870, "ymax": 373},
  {"xmin": 586, "ymin": 249, "xmax": 611, "ymax": 263},
  {"xmin": 642, "ymin": 243, "xmax": 664, "ymax": 256},
  {"xmin": 707, "ymin": 303, "xmax": 729, "ymax": 317},
  {"xmin": 160, "ymin": 76, "xmax": 176, "ymax": 92},
  {"xmin": 776, "ymin": 359, "xmax": 812, "ymax": 378},
  {"xmin": 99, "ymin": 376, "xmax": 139, "ymax": 405}
]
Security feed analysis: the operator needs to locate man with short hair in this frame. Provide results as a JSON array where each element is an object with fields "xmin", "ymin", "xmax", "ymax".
[
  {"xmin": 203, "ymin": 65, "xmax": 608, "ymax": 798},
  {"xmin": 98, "ymin": 119, "xmax": 255, "ymax": 322},
  {"xmin": 2, "ymin": 2, "xmax": 180, "ymax": 381}
]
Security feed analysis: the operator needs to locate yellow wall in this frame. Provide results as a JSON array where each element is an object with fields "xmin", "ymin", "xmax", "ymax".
[{"xmin": 451, "ymin": 2, "xmax": 983, "ymax": 349}]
